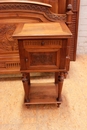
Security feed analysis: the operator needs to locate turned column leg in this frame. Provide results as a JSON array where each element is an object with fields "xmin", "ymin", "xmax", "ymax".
[
  {"xmin": 22, "ymin": 73, "xmax": 30, "ymax": 103},
  {"xmin": 27, "ymin": 73, "xmax": 30, "ymax": 85},
  {"xmin": 55, "ymin": 72, "xmax": 58, "ymax": 84},
  {"xmin": 57, "ymin": 73, "xmax": 64, "ymax": 107}
]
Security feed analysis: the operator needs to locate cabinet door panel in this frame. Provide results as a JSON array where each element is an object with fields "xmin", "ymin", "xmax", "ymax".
[{"xmin": 22, "ymin": 49, "xmax": 60, "ymax": 71}]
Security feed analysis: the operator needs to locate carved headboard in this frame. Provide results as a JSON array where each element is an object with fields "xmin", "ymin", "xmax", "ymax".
[
  {"xmin": 0, "ymin": 0, "xmax": 73, "ymax": 74},
  {"xmin": 0, "ymin": 1, "xmax": 67, "ymax": 22}
]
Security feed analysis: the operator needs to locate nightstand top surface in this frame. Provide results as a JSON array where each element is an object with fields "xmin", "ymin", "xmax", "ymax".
[{"xmin": 13, "ymin": 22, "xmax": 72, "ymax": 39}]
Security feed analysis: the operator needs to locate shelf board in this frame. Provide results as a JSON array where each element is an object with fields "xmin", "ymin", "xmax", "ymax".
[{"xmin": 24, "ymin": 84, "xmax": 62, "ymax": 105}]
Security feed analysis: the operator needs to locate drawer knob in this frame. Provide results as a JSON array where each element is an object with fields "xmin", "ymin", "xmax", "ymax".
[
  {"xmin": 25, "ymin": 58, "xmax": 28, "ymax": 62},
  {"xmin": 41, "ymin": 41, "xmax": 45, "ymax": 46}
]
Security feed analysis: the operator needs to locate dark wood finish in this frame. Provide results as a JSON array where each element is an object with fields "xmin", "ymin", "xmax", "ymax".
[
  {"xmin": 13, "ymin": 22, "xmax": 72, "ymax": 106},
  {"xmin": 0, "ymin": 0, "xmax": 80, "ymax": 74}
]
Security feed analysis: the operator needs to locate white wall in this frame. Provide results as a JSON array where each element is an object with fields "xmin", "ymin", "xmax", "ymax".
[{"xmin": 77, "ymin": 0, "xmax": 87, "ymax": 54}]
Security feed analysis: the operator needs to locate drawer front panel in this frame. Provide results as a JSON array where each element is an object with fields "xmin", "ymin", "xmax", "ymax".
[{"xmin": 23, "ymin": 39, "xmax": 62, "ymax": 49}]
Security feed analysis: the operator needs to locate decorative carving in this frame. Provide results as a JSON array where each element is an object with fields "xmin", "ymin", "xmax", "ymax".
[
  {"xmin": 22, "ymin": 73, "xmax": 28, "ymax": 82},
  {"xmin": 6, "ymin": 62, "xmax": 20, "ymax": 68},
  {"xmin": 0, "ymin": 3, "xmax": 66, "ymax": 21},
  {"xmin": 0, "ymin": 24, "xmax": 18, "ymax": 52},
  {"xmin": 24, "ymin": 40, "xmax": 41, "ymax": 46},
  {"xmin": 23, "ymin": 40, "xmax": 62, "ymax": 48},
  {"xmin": 22, "ymin": 73, "xmax": 30, "ymax": 103},
  {"xmin": 67, "ymin": 4, "xmax": 73, "ymax": 11},
  {"xmin": 30, "ymin": 52, "xmax": 56, "ymax": 66},
  {"xmin": 73, "ymin": 0, "xmax": 77, "ymax": 10},
  {"xmin": 46, "ymin": 11, "xmax": 66, "ymax": 21},
  {"xmin": 0, "ymin": 62, "xmax": 20, "ymax": 69},
  {"xmin": 58, "ymin": 72, "xmax": 64, "ymax": 82}
]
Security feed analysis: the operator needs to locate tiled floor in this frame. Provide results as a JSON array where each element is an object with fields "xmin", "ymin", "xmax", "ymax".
[{"xmin": 0, "ymin": 55, "xmax": 87, "ymax": 130}]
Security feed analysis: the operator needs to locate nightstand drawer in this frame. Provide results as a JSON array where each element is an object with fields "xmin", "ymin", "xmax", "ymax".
[{"xmin": 23, "ymin": 39, "xmax": 62, "ymax": 49}]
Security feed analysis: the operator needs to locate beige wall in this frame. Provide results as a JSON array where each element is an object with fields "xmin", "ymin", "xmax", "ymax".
[{"xmin": 77, "ymin": 0, "xmax": 87, "ymax": 54}]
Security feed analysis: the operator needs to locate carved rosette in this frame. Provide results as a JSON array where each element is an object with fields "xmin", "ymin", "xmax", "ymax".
[
  {"xmin": 0, "ymin": 3, "xmax": 66, "ymax": 21},
  {"xmin": 0, "ymin": 24, "xmax": 18, "ymax": 52}
]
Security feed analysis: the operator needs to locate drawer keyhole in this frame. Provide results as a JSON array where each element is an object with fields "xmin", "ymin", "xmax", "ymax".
[{"xmin": 41, "ymin": 41, "xmax": 45, "ymax": 46}]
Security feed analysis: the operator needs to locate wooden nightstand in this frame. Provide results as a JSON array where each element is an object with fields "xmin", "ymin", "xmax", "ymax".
[{"xmin": 13, "ymin": 22, "xmax": 72, "ymax": 107}]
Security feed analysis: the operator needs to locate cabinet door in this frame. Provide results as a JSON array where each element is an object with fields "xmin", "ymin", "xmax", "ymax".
[{"xmin": 23, "ymin": 49, "xmax": 60, "ymax": 71}]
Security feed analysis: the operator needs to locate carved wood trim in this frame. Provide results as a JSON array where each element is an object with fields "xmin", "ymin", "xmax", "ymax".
[
  {"xmin": 0, "ymin": 61, "xmax": 20, "ymax": 70},
  {"xmin": 6, "ymin": 62, "xmax": 20, "ymax": 69},
  {"xmin": 23, "ymin": 40, "xmax": 62, "ymax": 48},
  {"xmin": 0, "ymin": 3, "xmax": 66, "ymax": 22},
  {"xmin": 0, "ymin": 24, "xmax": 18, "ymax": 52}
]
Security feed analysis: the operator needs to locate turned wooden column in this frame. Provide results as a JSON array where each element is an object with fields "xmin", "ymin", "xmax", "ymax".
[
  {"xmin": 56, "ymin": 72, "xmax": 64, "ymax": 107},
  {"xmin": 22, "ymin": 73, "xmax": 30, "ymax": 103},
  {"xmin": 57, "ymin": 73, "xmax": 64, "ymax": 101},
  {"xmin": 66, "ymin": 4, "xmax": 73, "ymax": 71},
  {"xmin": 27, "ymin": 73, "xmax": 30, "ymax": 85}
]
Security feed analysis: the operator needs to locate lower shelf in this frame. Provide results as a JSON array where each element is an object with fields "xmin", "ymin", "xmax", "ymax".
[{"xmin": 24, "ymin": 84, "xmax": 62, "ymax": 105}]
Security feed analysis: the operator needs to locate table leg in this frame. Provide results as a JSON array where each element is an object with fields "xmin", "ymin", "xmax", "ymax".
[
  {"xmin": 57, "ymin": 72, "xmax": 64, "ymax": 107},
  {"xmin": 22, "ymin": 73, "xmax": 30, "ymax": 103},
  {"xmin": 27, "ymin": 73, "xmax": 30, "ymax": 85},
  {"xmin": 55, "ymin": 72, "xmax": 58, "ymax": 84}
]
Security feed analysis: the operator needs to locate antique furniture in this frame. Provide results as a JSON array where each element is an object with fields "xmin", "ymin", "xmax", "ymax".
[
  {"xmin": 13, "ymin": 22, "xmax": 72, "ymax": 106},
  {"xmin": 0, "ymin": 0, "xmax": 80, "ymax": 74}
]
